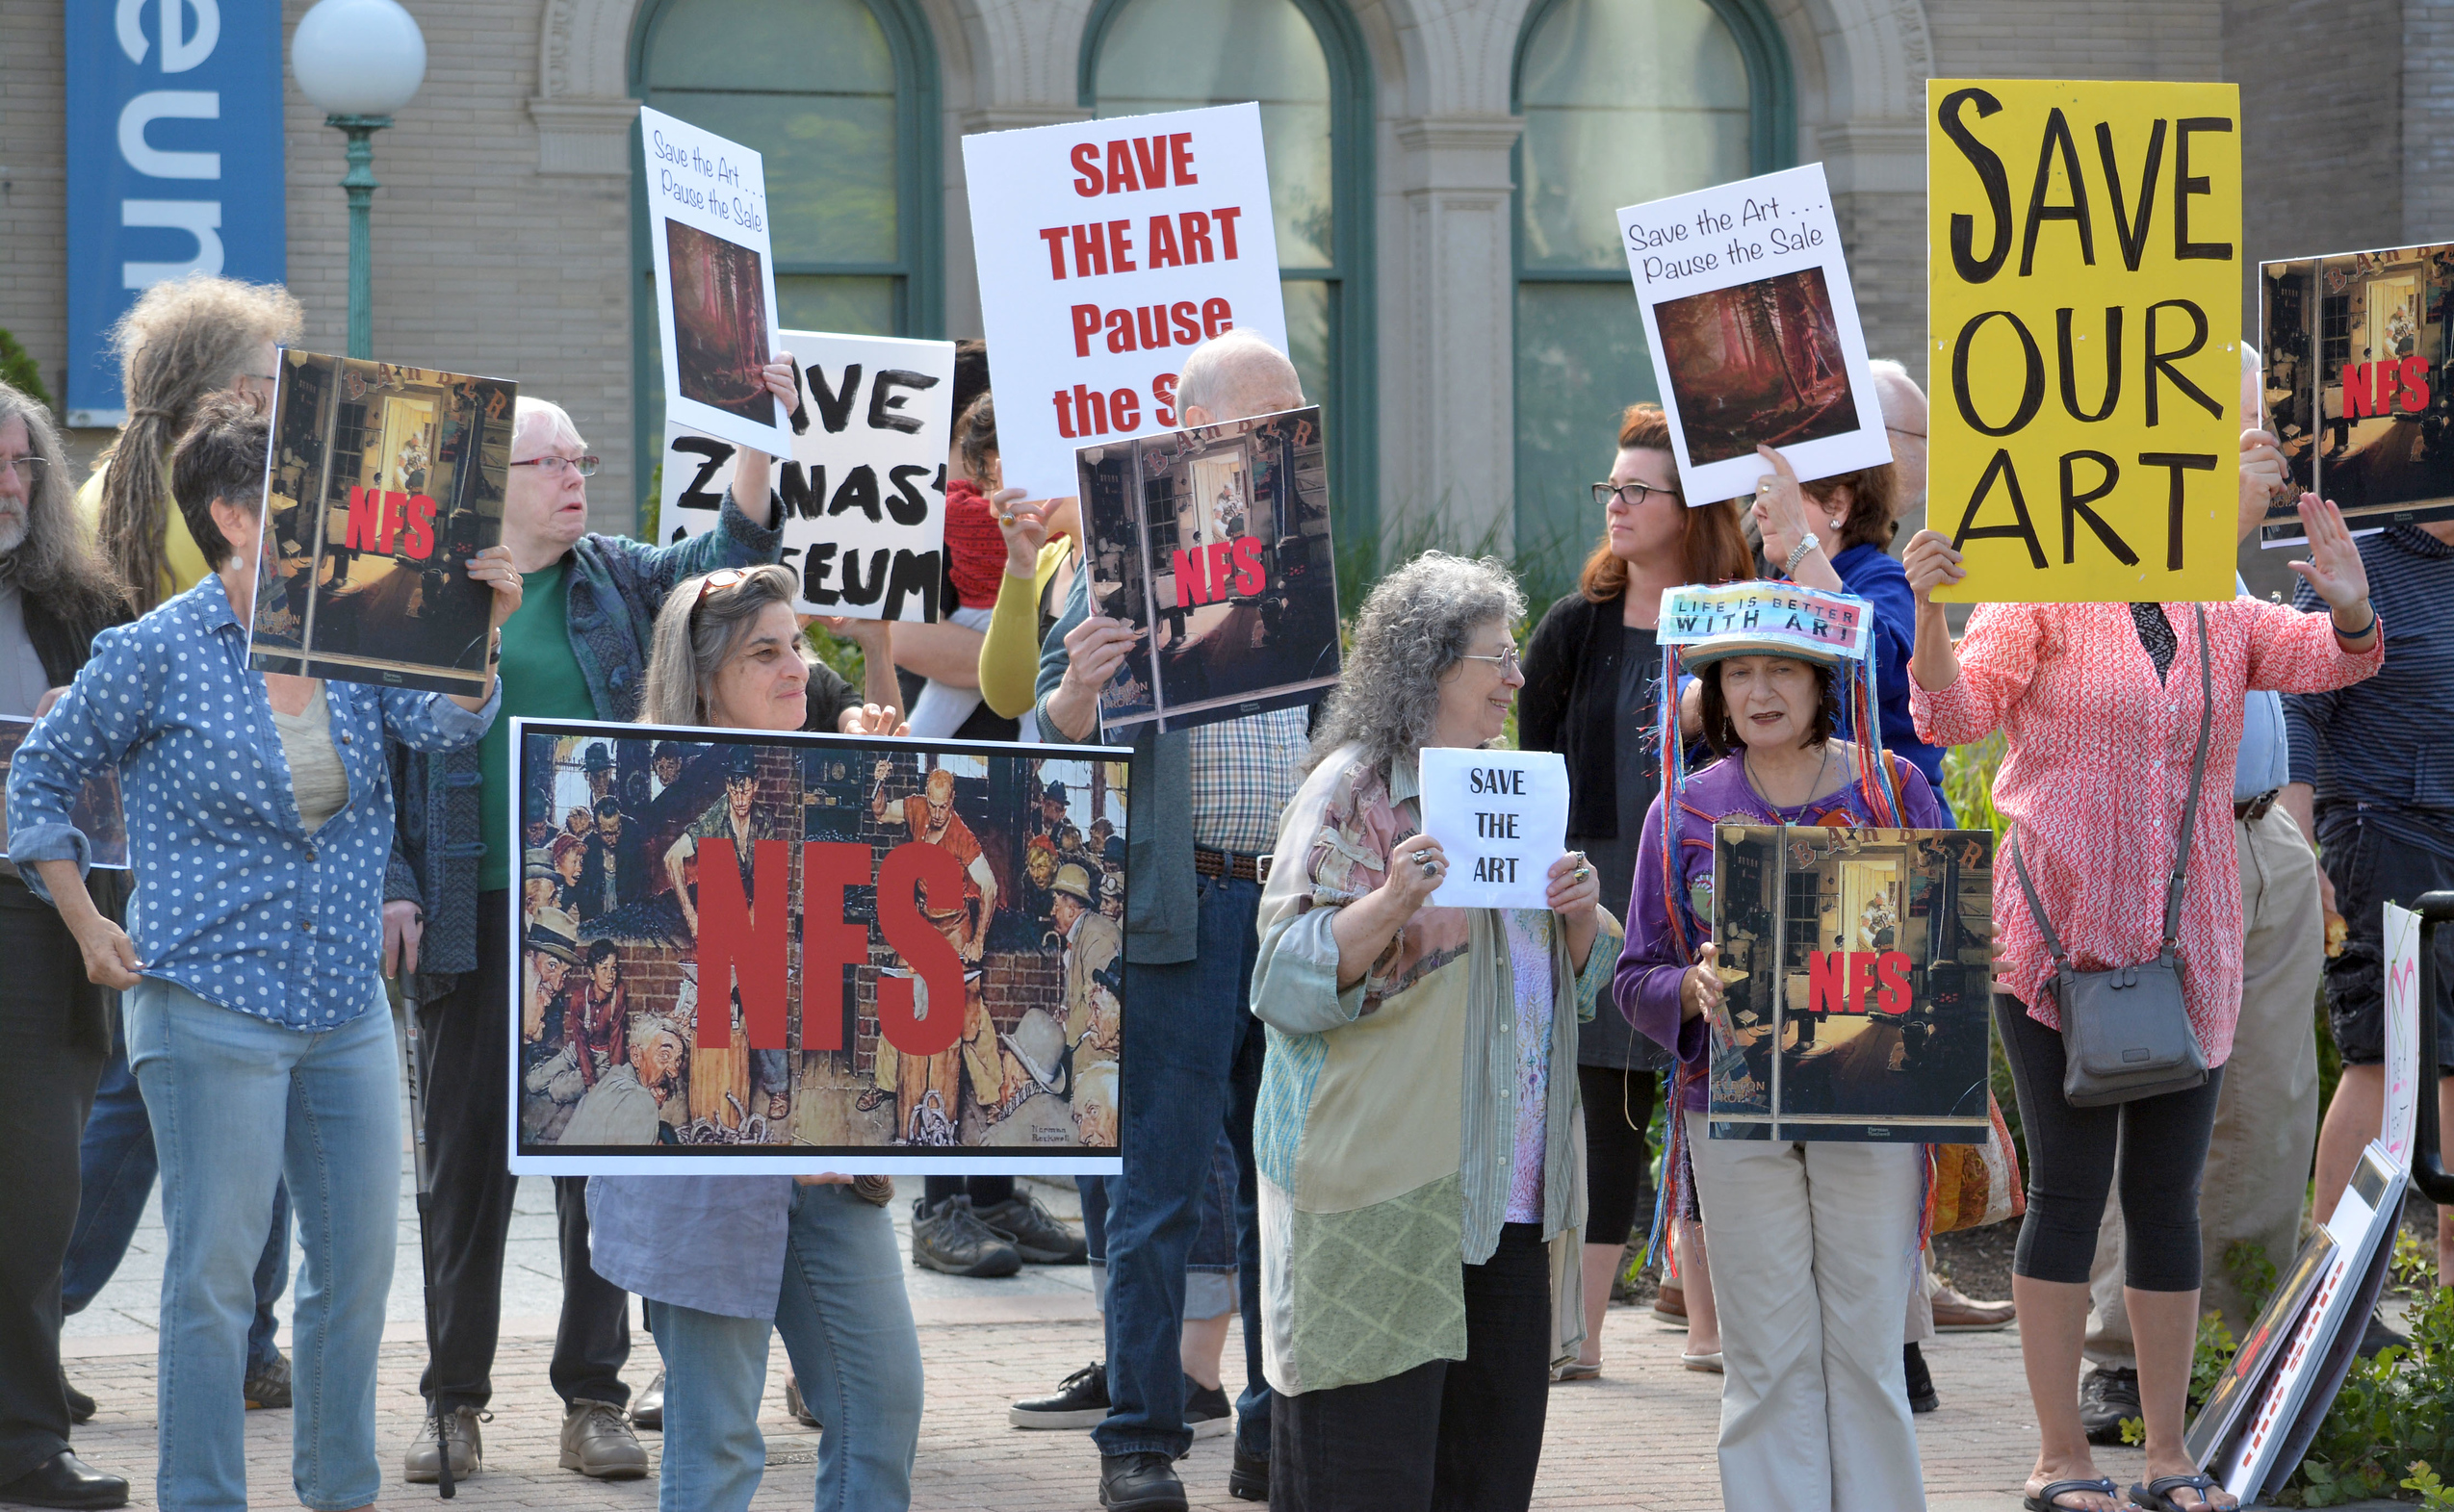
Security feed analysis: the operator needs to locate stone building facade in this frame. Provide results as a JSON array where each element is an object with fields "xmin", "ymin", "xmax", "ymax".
[{"xmin": 1, "ymin": 0, "xmax": 2436, "ymax": 573}]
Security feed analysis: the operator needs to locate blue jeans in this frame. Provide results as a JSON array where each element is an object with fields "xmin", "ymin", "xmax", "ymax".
[
  {"xmin": 126, "ymin": 979, "xmax": 399, "ymax": 1512},
  {"xmin": 62, "ymin": 1004, "xmax": 291, "ymax": 1373},
  {"xmin": 647, "ymin": 1185, "xmax": 922, "ymax": 1512},
  {"xmin": 1094, "ymin": 872, "xmax": 1272, "ymax": 1462}
]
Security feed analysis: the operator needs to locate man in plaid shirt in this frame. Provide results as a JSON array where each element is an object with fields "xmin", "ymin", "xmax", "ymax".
[{"xmin": 1028, "ymin": 331, "xmax": 1308, "ymax": 1511}]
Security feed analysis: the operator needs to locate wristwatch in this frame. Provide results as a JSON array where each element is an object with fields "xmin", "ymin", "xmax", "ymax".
[{"xmin": 1783, "ymin": 534, "xmax": 1822, "ymax": 577}]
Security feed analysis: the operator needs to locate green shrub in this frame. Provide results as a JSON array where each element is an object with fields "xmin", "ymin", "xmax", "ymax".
[{"xmin": 0, "ymin": 328, "xmax": 51, "ymax": 410}]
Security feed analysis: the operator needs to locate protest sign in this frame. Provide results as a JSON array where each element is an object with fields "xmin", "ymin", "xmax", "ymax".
[
  {"xmin": 1654, "ymin": 580, "xmax": 1873, "ymax": 665},
  {"xmin": 1074, "ymin": 405, "xmax": 1338, "ymax": 733},
  {"xmin": 509, "ymin": 720, "xmax": 1132, "ymax": 1175},
  {"xmin": 248, "ymin": 349, "xmax": 510, "ymax": 695},
  {"xmin": 659, "ymin": 331, "xmax": 957, "ymax": 620},
  {"xmin": 1615, "ymin": 164, "xmax": 1891, "ymax": 503},
  {"xmin": 0, "ymin": 718, "xmax": 127, "ymax": 871},
  {"xmin": 1926, "ymin": 80, "xmax": 2241, "ymax": 602},
  {"xmin": 964, "ymin": 104, "xmax": 1289, "ymax": 500},
  {"xmin": 2212, "ymin": 1141, "xmax": 2408, "ymax": 1501},
  {"xmin": 2255, "ymin": 244, "xmax": 2454, "ymax": 548},
  {"xmin": 640, "ymin": 106, "xmax": 793, "ymax": 461},
  {"xmin": 1706, "ymin": 823, "xmax": 1995, "ymax": 1142},
  {"xmin": 2383, "ymin": 901, "xmax": 2422, "ymax": 1165},
  {"xmin": 2184, "ymin": 1226, "xmax": 2337, "ymax": 1470},
  {"xmin": 1416, "ymin": 749, "xmax": 1570, "ymax": 910}
]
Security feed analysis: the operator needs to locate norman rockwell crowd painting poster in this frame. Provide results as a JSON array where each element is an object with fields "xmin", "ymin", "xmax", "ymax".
[
  {"xmin": 248, "ymin": 349, "xmax": 512, "ymax": 694},
  {"xmin": 1706, "ymin": 823, "xmax": 1996, "ymax": 1142},
  {"xmin": 1074, "ymin": 404, "xmax": 1340, "ymax": 733},
  {"xmin": 508, "ymin": 720, "xmax": 1131, "ymax": 1175}
]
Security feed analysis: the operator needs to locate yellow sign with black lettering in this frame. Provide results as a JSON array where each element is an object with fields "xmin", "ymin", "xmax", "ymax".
[{"xmin": 1926, "ymin": 79, "xmax": 2241, "ymax": 602}]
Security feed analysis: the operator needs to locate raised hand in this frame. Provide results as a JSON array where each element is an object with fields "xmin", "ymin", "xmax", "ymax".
[
  {"xmin": 1902, "ymin": 529, "xmax": 1966, "ymax": 605},
  {"xmin": 2286, "ymin": 494, "xmax": 2373, "ymax": 618},
  {"xmin": 992, "ymin": 487, "xmax": 1052, "ymax": 576}
]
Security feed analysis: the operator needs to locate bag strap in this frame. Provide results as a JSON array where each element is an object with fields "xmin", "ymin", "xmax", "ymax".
[
  {"xmin": 2164, "ymin": 603, "xmax": 2214, "ymax": 948},
  {"xmin": 2009, "ymin": 603, "xmax": 2213, "ymax": 962}
]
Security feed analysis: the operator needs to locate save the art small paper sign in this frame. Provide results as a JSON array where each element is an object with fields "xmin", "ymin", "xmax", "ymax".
[{"xmin": 1415, "ymin": 748, "xmax": 1569, "ymax": 910}]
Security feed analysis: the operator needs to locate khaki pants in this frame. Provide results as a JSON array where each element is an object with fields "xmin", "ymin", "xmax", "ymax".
[
  {"xmin": 1689, "ymin": 1112, "xmax": 1929, "ymax": 1512},
  {"xmin": 2084, "ymin": 807, "xmax": 2323, "ymax": 1366}
]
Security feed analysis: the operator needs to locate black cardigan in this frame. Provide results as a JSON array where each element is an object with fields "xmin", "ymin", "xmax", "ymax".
[{"xmin": 1519, "ymin": 587, "xmax": 1645, "ymax": 839}]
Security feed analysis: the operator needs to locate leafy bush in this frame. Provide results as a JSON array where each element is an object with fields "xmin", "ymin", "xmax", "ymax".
[{"xmin": 0, "ymin": 328, "xmax": 51, "ymax": 410}]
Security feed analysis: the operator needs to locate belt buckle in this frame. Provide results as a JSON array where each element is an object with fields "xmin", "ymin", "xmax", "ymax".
[{"xmin": 1255, "ymin": 853, "xmax": 1274, "ymax": 883}]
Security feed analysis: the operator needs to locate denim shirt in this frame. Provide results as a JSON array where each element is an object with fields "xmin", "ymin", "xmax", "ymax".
[{"xmin": 6, "ymin": 572, "xmax": 495, "ymax": 1029}]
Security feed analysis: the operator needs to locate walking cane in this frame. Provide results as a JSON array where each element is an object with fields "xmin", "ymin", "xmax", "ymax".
[{"xmin": 400, "ymin": 981, "xmax": 455, "ymax": 1499}]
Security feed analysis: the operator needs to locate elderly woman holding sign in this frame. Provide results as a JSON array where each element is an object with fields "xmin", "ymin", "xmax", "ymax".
[
  {"xmin": 1901, "ymin": 497, "xmax": 2382, "ymax": 1512},
  {"xmin": 1614, "ymin": 581, "xmax": 1945, "ymax": 1512},
  {"xmin": 1249, "ymin": 551, "xmax": 1618, "ymax": 1512},
  {"xmin": 587, "ymin": 563, "xmax": 923, "ymax": 1512}
]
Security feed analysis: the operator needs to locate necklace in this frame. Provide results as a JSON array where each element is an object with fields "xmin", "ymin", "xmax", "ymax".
[{"xmin": 1744, "ymin": 745, "xmax": 1834, "ymax": 815}]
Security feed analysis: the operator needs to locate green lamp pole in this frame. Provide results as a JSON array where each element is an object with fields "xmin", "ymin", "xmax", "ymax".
[{"xmin": 328, "ymin": 115, "xmax": 392, "ymax": 360}]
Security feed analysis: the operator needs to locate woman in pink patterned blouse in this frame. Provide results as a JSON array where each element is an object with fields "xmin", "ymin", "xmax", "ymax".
[{"xmin": 1901, "ymin": 496, "xmax": 2381, "ymax": 1512}]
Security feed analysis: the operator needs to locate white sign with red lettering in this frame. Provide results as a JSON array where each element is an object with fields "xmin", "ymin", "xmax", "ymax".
[
  {"xmin": 963, "ymin": 104, "xmax": 1288, "ymax": 500},
  {"xmin": 2382, "ymin": 901, "xmax": 2421, "ymax": 1164}
]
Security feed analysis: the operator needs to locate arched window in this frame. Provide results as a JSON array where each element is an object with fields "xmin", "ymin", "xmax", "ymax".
[
  {"xmin": 1512, "ymin": 0, "xmax": 1790, "ymax": 571},
  {"xmin": 630, "ymin": 0, "xmax": 940, "ymax": 503},
  {"xmin": 1083, "ymin": 0, "xmax": 1377, "ymax": 543}
]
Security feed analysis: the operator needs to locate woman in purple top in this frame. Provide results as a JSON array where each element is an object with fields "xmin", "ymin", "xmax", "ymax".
[{"xmin": 1614, "ymin": 623, "xmax": 1943, "ymax": 1512}]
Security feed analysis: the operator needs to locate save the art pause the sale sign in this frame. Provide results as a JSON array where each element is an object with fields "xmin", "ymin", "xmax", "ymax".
[{"xmin": 964, "ymin": 104, "xmax": 1290, "ymax": 500}]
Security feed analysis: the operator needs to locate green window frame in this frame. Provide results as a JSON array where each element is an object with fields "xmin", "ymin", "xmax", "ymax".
[
  {"xmin": 628, "ymin": 0, "xmax": 943, "ymax": 530},
  {"xmin": 1079, "ymin": 0, "xmax": 1379, "ymax": 555},
  {"xmin": 1510, "ymin": 0, "xmax": 1792, "ymax": 577}
]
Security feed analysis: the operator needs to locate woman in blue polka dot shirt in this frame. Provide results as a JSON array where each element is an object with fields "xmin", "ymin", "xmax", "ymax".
[{"xmin": 5, "ymin": 395, "xmax": 520, "ymax": 1512}]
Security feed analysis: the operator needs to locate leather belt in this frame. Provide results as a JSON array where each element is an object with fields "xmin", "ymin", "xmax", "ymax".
[
  {"xmin": 2234, "ymin": 789, "xmax": 2280, "ymax": 824},
  {"xmin": 1194, "ymin": 848, "xmax": 1266, "ymax": 883}
]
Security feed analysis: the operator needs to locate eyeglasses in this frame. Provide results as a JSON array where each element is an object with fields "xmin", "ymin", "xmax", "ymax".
[
  {"xmin": 1592, "ymin": 480, "xmax": 1676, "ymax": 510},
  {"xmin": 0, "ymin": 455, "xmax": 46, "ymax": 485},
  {"xmin": 1458, "ymin": 646, "xmax": 1523, "ymax": 676},
  {"xmin": 509, "ymin": 453, "xmax": 601, "ymax": 477}
]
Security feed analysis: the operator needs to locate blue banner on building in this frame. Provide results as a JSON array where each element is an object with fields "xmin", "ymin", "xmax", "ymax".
[{"xmin": 65, "ymin": 0, "xmax": 286, "ymax": 425}]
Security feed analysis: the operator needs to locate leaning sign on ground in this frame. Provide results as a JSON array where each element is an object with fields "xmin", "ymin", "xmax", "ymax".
[
  {"xmin": 247, "ymin": 349, "xmax": 511, "ymax": 696},
  {"xmin": 1615, "ymin": 163, "xmax": 1893, "ymax": 505},
  {"xmin": 640, "ymin": 105, "xmax": 794, "ymax": 461},
  {"xmin": 1926, "ymin": 79, "xmax": 2242, "ymax": 602},
  {"xmin": 659, "ymin": 331, "xmax": 957, "ymax": 621},
  {"xmin": 2256, "ymin": 243, "xmax": 2454, "ymax": 548},
  {"xmin": 964, "ymin": 103, "xmax": 1290, "ymax": 500},
  {"xmin": 1705, "ymin": 823, "xmax": 1996, "ymax": 1142},
  {"xmin": 1074, "ymin": 405, "xmax": 1339, "ymax": 733},
  {"xmin": 508, "ymin": 720, "xmax": 1131, "ymax": 1176}
]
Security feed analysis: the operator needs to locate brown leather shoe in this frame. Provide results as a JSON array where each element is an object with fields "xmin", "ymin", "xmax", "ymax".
[
  {"xmin": 1931, "ymin": 1282, "xmax": 2016, "ymax": 1332},
  {"xmin": 1652, "ymin": 1281, "xmax": 1688, "ymax": 1324},
  {"xmin": 559, "ymin": 1398, "xmax": 649, "ymax": 1479}
]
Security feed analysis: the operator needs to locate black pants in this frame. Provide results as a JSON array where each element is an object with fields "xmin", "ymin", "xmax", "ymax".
[
  {"xmin": 922, "ymin": 1176, "xmax": 1013, "ymax": 1211},
  {"xmin": 415, "ymin": 892, "xmax": 630, "ymax": 1410},
  {"xmin": 1993, "ymin": 994, "xmax": 2227, "ymax": 1289},
  {"xmin": 1577, "ymin": 1064, "xmax": 1655, "ymax": 1246},
  {"xmin": 1271, "ymin": 1223, "xmax": 1552, "ymax": 1512},
  {"xmin": 0, "ymin": 878, "xmax": 108, "ymax": 1482}
]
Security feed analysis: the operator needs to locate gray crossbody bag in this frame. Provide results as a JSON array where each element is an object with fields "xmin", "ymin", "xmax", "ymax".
[{"xmin": 2008, "ymin": 602, "xmax": 2212, "ymax": 1109}]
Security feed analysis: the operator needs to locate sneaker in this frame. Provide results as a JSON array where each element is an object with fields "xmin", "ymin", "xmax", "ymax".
[
  {"xmin": 1227, "ymin": 1446, "xmax": 1269, "ymax": 1501},
  {"xmin": 1099, "ymin": 1450, "xmax": 1188, "ymax": 1512},
  {"xmin": 558, "ymin": 1397, "xmax": 649, "ymax": 1479},
  {"xmin": 1930, "ymin": 1282, "xmax": 2017, "ymax": 1332},
  {"xmin": 1902, "ymin": 1342, "xmax": 1939, "ymax": 1414},
  {"xmin": 2078, "ymin": 1365, "xmax": 2141, "ymax": 1446},
  {"xmin": 1184, "ymin": 1375, "xmax": 1231, "ymax": 1440},
  {"xmin": 785, "ymin": 1374, "xmax": 822, "ymax": 1428},
  {"xmin": 243, "ymin": 1350, "xmax": 292, "ymax": 1410},
  {"xmin": 403, "ymin": 1405, "xmax": 483, "ymax": 1483},
  {"xmin": 58, "ymin": 1368, "xmax": 95, "ymax": 1425},
  {"xmin": 912, "ymin": 1195, "xmax": 1023, "ymax": 1278},
  {"xmin": 975, "ymin": 1191, "xmax": 1089, "ymax": 1265},
  {"xmin": 1010, "ymin": 1360, "xmax": 1110, "ymax": 1429},
  {"xmin": 631, "ymin": 1369, "xmax": 663, "ymax": 1432}
]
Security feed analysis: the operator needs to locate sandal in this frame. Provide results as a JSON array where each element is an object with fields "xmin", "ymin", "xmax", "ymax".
[
  {"xmin": 1549, "ymin": 1361, "xmax": 1601, "ymax": 1383},
  {"xmin": 2025, "ymin": 1477, "xmax": 2126, "ymax": 1512},
  {"xmin": 2131, "ymin": 1474, "xmax": 2236, "ymax": 1511},
  {"xmin": 1679, "ymin": 1350, "xmax": 1722, "ymax": 1373}
]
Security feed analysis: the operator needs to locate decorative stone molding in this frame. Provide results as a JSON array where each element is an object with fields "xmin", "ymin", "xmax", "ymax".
[
  {"xmin": 529, "ymin": 97, "xmax": 641, "ymax": 176},
  {"xmin": 533, "ymin": 0, "xmax": 645, "ymax": 174}
]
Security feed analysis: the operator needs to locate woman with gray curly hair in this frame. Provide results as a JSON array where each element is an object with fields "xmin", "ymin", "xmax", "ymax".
[{"xmin": 1249, "ymin": 551, "xmax": 1620, "ymax": 1511}]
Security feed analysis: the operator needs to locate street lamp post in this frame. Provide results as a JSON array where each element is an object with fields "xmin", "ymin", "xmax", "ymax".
[{"xmin": 291, "ymin": 0, "xmax": 427, "ymax": 360}]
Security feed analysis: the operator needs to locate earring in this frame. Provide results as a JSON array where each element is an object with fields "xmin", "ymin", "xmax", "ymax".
[{"xmin": 1828, "ymin": 519, "xmax": 1845, "ymax": 532}]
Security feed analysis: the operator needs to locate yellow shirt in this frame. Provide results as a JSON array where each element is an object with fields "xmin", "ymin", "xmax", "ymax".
[
  {"xmin": 978, "ymin": 539, "xmax": 1073, "ymax": 720},
  {"xmin": 75, "ymin": 452, "xmax": 211, "ymax": 604}
]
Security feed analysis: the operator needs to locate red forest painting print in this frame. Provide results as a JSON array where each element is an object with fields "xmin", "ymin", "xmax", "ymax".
[{"xmin": 1656, "ymin": 266, "xmax": 1858, "ymax": 466}]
